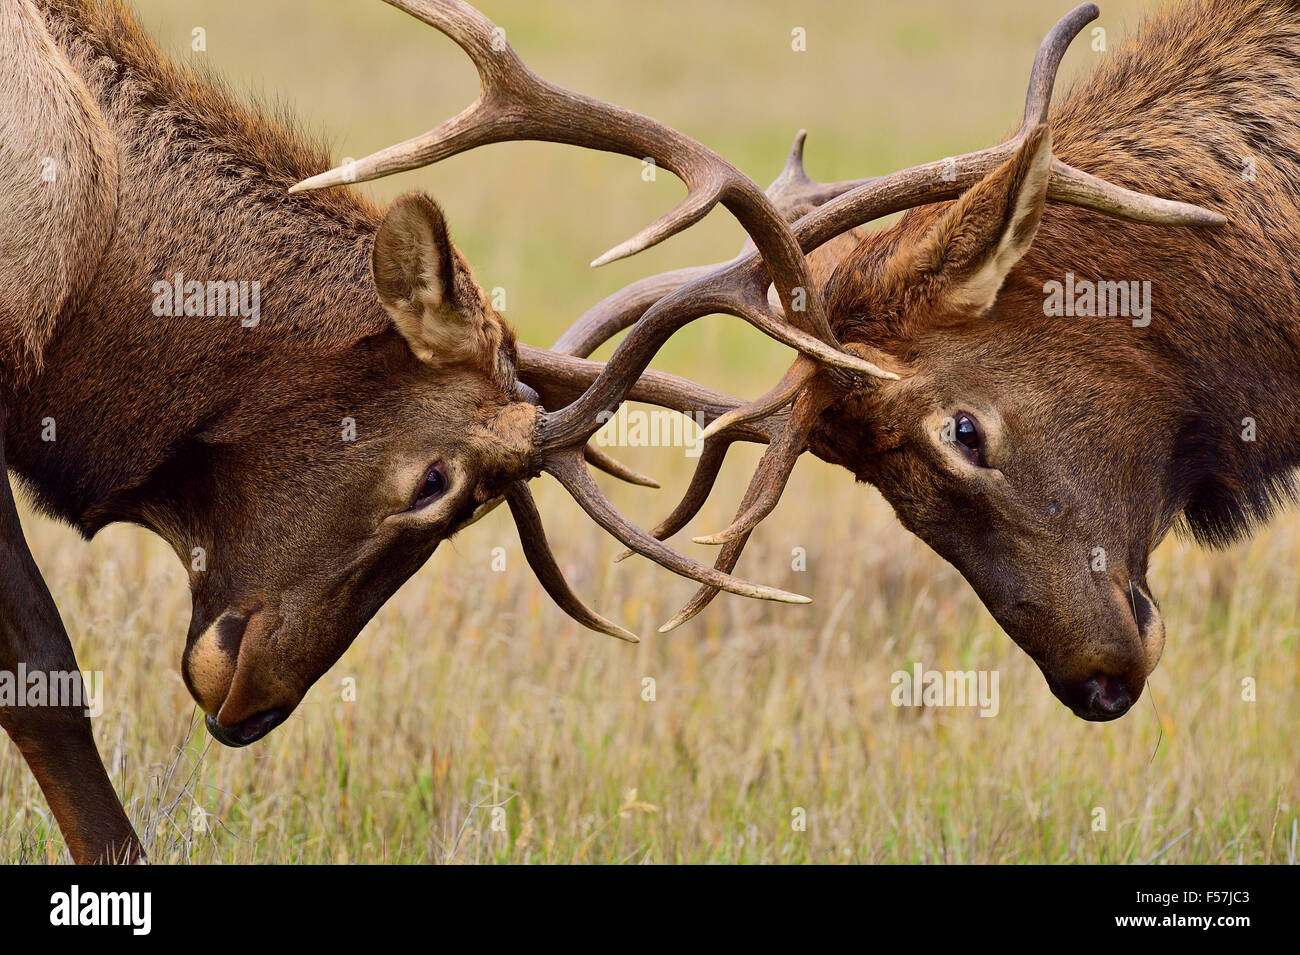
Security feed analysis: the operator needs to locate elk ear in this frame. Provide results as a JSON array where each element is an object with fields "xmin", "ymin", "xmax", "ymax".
[
  {"xmin": 905, "ymin": 124, "xmax": 1052, "ymax": 317},
  {"xmin": 373, "ymin": 192, "xmax": 491, "ymax": 369}
]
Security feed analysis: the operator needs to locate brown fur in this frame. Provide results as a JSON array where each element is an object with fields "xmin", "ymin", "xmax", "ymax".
[{"xmin": 0, "ymin": 0, "xmax": 118, "ymax": 382}]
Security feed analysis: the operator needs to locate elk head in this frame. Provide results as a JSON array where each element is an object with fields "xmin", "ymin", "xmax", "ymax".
[
  {"xmin": 181, "ymin": 191, "xmax": 526, "ymax": 745},
  {"xmin": 819, "ymin": 126, "xmax": 1177, "ymax": 721},
  {"xmin": 184, "ymin": 186, "xmax": 807, "ymax": 746},
  {"xmin": 516, "ymin": 2, "xmax": 1226, "ymax": 721}
]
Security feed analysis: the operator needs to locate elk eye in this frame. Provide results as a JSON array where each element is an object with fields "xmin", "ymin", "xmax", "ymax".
[
  {"xmin": 952, "ymin": 412, "xmax": 987, "ymax": 467},
  {"xmin": 410, "ymin": 462, "xmax": 448, "ymax": 510}
]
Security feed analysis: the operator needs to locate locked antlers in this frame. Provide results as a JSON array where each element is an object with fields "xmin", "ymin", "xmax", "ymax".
[{"xmin": 295, "ymin": 1, "xmax": 1224, "ymax": 633}]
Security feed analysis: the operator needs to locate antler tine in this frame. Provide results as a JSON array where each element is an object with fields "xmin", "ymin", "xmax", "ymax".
[
  {"xmin": 759, "ymin": 130, "xmax": 871, "ymax": 227},
  {"xmin": 584, "ymin": 445, "xmax": 659, "ymax": 489},
  {"xmin": 659, "ymin": 386, "xmax": 827, "ymax": 630},
  {"xmin": 290, "ymin": 0, "xmax": 530, "ymax": 195},
  {"xmin": 1023, "ymin": 3, "xmax": 1095, "ymax": 129},
  {"xmin": 698, "ymin": 355, "xmax": 819, "ymax": 443},
  {"xmin": 552, "ymin": 129, "xmax": 872, "ymax": 364},
  {"xmin": 537, "ymin": 122, "xmax": 925, "ymax": 461},
  {"xmin": 292, "ymin": 0, "xmax": 847, "ymax": 350},
  {"xmin": 659, "ymin": 531, "xmax": 751, "ymax": 633},
  {"xmin": 691, "ymin": 378, "xmax": 826, "ymax": 546},
  {"xmin": 504, "ymin": 483, "xmax": 638, "ymax": 642},
  {"xmin": 541, "ymin": 449, "xmax": 810, "ymax": 605},
  {"xmin": 773, "ymin": 130, "xmax": 815, "ymax": 197},
  {"xmin": 611, "ymin": 431, "xmax": 748, "ymax": 564}
]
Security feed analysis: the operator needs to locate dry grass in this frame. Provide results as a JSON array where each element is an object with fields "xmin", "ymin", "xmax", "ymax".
[{"xmin": 2, "ymin": 0, "xmax": 1296, "ymax": 863}]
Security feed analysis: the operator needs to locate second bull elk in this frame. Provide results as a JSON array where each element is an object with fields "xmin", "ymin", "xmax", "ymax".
[
  {"xmin": 561, "ymin": 1, "xmax": 1253, "ymax": 723},
  {"xmin": 1, "ymin": 0, "xmax": 824, "ymax": 863},
  {"xmin": 300, "ymin": 1, "xmax": 1239, "ymax": 726}
]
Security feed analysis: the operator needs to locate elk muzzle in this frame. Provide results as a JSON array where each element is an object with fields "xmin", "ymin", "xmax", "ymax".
[
  {"xmin": 183, "ymin": 602, "xmax": 299, "ymax": 747},
  {"xmin": 1039, "ymin": 579, "xmax": 1165, "ymax": 722}
]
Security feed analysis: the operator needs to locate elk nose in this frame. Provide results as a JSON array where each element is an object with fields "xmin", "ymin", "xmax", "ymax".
[
  {"xmin": 204, "ymin": 708, "xmax": 287, "ymax": 748},
  {"xmin": 1081, "ymin": 673, "xmax": 1132, "ymax": 721}
]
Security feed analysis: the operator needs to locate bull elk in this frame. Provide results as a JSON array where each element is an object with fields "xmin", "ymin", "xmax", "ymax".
[
  {"xmin": 0, "ymin": 0, "xmax": 841, "ymax": 863},
  {"xmin": 296, "ymin": 0, "xmax": 1246, "ymax": 731}
]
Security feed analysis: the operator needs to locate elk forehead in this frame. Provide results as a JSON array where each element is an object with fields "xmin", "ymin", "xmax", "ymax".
[{"xmin": 479, "ymin": 400, "xmax": 539, "ymax": 474}]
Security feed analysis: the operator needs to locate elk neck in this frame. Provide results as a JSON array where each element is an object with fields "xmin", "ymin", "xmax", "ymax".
[
  {"xmin": 1009, "ymin": 0, "xmax": 1300, "ymax": 547},
  {"xmin": 2, "ymin": 0, "xmax": 397, "ymax": 542}
]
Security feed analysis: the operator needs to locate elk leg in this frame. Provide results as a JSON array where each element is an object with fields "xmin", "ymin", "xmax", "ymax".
[{"xmin": 0, "ymin": 428, "xmax": 142, "ymax": 864}]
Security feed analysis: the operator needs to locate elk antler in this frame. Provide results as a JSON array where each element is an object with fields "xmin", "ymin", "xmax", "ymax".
[
  {"xmin": 548, "ymin": 131, "xmax": 861, "ymax": 362},
  {"xmin": 488, "ymin": 346, "xmax": 774, "ymax": 642},
  {"xmin": 508, "ymin": 343, "xmax": 792, "ymax": 613},
  {"xmin": 550, "ymin": 133, "xmax": 850, "ymax": 570}
]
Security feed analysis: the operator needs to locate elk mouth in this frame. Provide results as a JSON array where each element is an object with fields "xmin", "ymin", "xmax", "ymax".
[
  {"xmin": 1080, "ymin": 673, "xmax": 1135, "ymax": 721},
  {"xmin": 1045, "ymin": 670, "xmax": 1139, "ymax": 721},
  {"xmin": 204, "ymin": 708, "xmax": 288, "ymax": 747}
]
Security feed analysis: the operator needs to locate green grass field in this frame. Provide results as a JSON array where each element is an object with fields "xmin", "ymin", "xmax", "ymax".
[{"xmin": 2, "ymin": 0, "xmax": 1296, "ymax": 863}]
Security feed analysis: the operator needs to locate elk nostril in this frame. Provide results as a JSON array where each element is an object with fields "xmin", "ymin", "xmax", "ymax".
[
  {"xmin": 1082, "ymin": 673, "xmax": 1132, "ymax": 720},
  {"xmin": 1127, "ymin": 582, "xmax": 1155, "ymax": 634}
]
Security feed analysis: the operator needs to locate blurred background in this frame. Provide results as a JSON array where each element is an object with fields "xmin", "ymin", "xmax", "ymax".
[{"xmin": 3, "ymin": 0, "xmax": 1296, "ymax": 863}]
